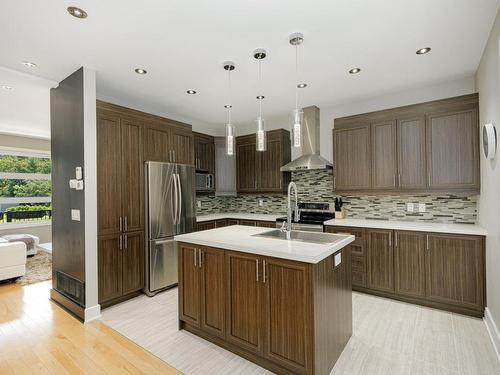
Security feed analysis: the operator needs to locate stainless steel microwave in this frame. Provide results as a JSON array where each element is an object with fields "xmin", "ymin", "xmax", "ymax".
[{"xmin": 195, "ymin": 172, "xmax": 214, "ymax": 192}]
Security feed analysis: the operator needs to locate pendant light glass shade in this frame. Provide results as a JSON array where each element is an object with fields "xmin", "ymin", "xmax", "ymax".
[
  {"xmin": 256, "ymin": 116, "xmax": 267, "ymax": 151},
  {"xmin": 292, "ymin": 108, "xmax": 304, "ymax": 148},
  {"xmin": 226, "ymin": 122, "xmax": 235, "ymax": 155}
]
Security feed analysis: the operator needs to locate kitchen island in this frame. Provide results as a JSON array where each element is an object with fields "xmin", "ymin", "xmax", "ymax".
[{"xmin": 174, "ymin": 225, "xmax": 355, "ymax": 375}]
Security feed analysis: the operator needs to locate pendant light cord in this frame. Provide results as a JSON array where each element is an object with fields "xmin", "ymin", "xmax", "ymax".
[
  {"xmin": 227, "ymin": 69, "xmax": 232, "ymax": 124},
  {"xmin": 295, "ymin": 44, "xmax": 299, "ymax": 110},
  {"xmin": 259, "ymin": 60, "xmax": 262, "ymax": 117}
]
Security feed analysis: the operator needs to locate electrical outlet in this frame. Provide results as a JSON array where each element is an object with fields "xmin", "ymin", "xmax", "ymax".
[
  {"xmin": 259, "ymin": 199, "xmax": 265, "ymax": 207},
  {"xmin": 418, "ymin": 203, "xmax": 426, "ymax": 213},
  {"xmin": 197, "ymin": 200, "xmax": 202, "ymax": 208},
  {"xmin": 71, "ymin": 209, "xmax": 80, "ymax": 221},
  {"xmin": 406, "ymin": 203, "xmax": 414, "ymax": 212},
  {"xmin": 334, "ymin": 253, "xmax": 342, "ymax": 267}
]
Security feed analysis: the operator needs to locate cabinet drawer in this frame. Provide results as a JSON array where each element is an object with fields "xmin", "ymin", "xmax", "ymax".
[
  {"xmin": 351, "ymin": 255, "xmax": 366, "ymax": 272},
  {"xmin": 257, "ymin": 221, "xmax": 276, "ymax": 228},
  {"xmin": 215, "ymin": 219, "xmax": 228, "ymax": 228},
  {"xmin": 239, "ymin": 220, "xmax": 257, "ymax": 226},
  {"xmin": 352, "ymin": 271, "xmax": 367, "ymax": 287},
  {"xmin": 350, "ymin": 243, "xmax": 365, "ymax": 256},
  {"xmin": 227, "ymin": 219, "xmax": 239, "ymax": 225},
  {"xmin": 326, "ymin": 226, "xmax": 365, "ymax": 244}
]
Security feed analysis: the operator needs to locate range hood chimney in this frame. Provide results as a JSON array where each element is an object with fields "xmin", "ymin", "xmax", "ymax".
[{"xmin": 281, "ymin": 105, "xmax": 333, "ymax": 171}]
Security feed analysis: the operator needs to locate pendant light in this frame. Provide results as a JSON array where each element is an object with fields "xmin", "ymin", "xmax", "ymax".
[
  {"xmin": 289, "ymin": 32, "xmax": 304, "ymax": 148},
  {"xmin": 223, "ymin": 61, "xmax": 236, "ymax": 155},
  {"xmin": 254, "ymin": 48, "xmax": 267, "ymax": 152}
]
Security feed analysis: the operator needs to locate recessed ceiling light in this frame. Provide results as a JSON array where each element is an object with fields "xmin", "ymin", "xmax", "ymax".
[
  {"xmin": 256, "ymin": 95, "xmax": 265, "ymax": 100},
  {"xmin": 134, "ymin": 68, "xmax": 147, "ymax": 75},
  {"xmin": 297, "ymin": 83, "xmax": 307, "ymax": 88},
  {"xmin": 2, "ymin": 85, "xmax": 14, "ymax": 91},
  {"xmin": 67, "ymin": 6, "xmax": 87, "ymax": 19},
  {"xmin": 186, "ymin": 90, "xmax": 197, "ymax": 94},
  {"xmin": 416, "ymin": 47, "xmax": 431, "ymax": 55},
  {"xmin": 224, "ymin": 105, "xmax": 232, "ymax": 109},
  {"xmin": 22, "ymin": 61, "xmax": 37, "ymax": 68},
  {"xmin": 349, "ymin": 68, "xmax": 361, "ymax": 74}
]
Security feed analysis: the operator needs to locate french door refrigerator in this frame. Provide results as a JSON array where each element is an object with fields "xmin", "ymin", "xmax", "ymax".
[{"xmin": 145, "ymin": 161, "xmax": 196, "ymax": 296}]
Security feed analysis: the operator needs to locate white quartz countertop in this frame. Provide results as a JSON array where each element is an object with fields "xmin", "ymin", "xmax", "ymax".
[
  {"xmin": 196, "ymin": 213, "xmax": 284, "ymax": 223},
  {"xmin": 323, "ymin": 218, "xmax": 487, "ymax": 236},
  {"xmin": 175, "ymin": 225, "xmax": 355, "ymax": 264}
]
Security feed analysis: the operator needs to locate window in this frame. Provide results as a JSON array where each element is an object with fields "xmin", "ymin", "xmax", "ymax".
[{"xmin": 0, "ymin": 148, "xmax": 51, "ymax": 223}]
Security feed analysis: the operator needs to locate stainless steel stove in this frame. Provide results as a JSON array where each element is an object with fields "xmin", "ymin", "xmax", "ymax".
[{"xmin": 275, "ymin": 202, "xmax": 335, "ymax": 232}]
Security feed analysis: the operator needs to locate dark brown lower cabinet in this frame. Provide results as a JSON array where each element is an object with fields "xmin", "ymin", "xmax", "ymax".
[
  {"xmin": 227, "ymin": 219, "xmax": 239, "ymax": 225},
  {"xmin": 257, "ymin": 221, "xmax": 276, "ymax": 228},
  {"xmin": 98, "ymin": 231, "xmax": 144, "ymax": 307},
  {"xmin": 215, "ymin": 219, "xmax": 228, "ymax": 228},
  {"xmin": 239, "ymin": 219, "xmax": 257, "ymax": 226},
  {"xmin": 426, "ymin": 233, "xmax": 484, "ymax": 312},
  {"xmin": 197, "ymin": 221, "xmax": 216, "ymax": 231},
  {"xmin": 394, "ymin": 231, "xmax": 425, "ymax": 298},
  {"xmin": 324, "ymin": 225, "xmax": 486, "ymax": 317},
  {"xmin": 178, "ymin": 242, "xmax": 352, "ymax": 374},
  {"xmin": 367, "ymin": 229, "xmax": 394, "ymax": 293}
]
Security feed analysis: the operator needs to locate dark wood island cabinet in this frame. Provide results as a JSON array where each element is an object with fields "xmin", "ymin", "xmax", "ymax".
[{"xmin": 177, "ymin": 239, "xmax": 353, "ymax": 375}]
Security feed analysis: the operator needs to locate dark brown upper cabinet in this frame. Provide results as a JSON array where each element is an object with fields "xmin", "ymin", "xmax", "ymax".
[
  {"xmin": 193, "ymin": 132, "xmax": 215, "ymax": 173},
  {"xmin": 144, "ymin": 122, "xmax": 194, "ymax": 165},
  {"xmin": 371, "ymin": 120, "xmax": 397, "ymax": 189},
  {"xmin": 426, "ymin": 108, "xmax": 479, "ymax": 190},
  {"xmin": 333, "ymin": 94, "xmax": 479, "ymax": 193},
  {"xmin": 333, "ymin": 124, "xmax": 371, "ymax": 190},
  {"xmin": 236, "ymin": 129, "xmax": 291, "ymax": 193},
  {"xmin": 97, "ymin": 112, "xmax": 143, "ymax": 235},
  {"xmin": 397, "ymin": 117, "xmax": 426, "ymax": 189}
]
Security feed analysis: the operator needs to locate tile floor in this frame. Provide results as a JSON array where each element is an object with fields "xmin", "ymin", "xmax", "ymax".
[{"xmin": 101, "ymin": 289, "xmax": 500, "ymax": 375}]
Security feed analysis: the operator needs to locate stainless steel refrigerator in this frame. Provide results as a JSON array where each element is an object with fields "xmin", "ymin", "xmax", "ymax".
[{"xmin": 144, "ymin": 161, "xmax": 196, "ymax": 296}]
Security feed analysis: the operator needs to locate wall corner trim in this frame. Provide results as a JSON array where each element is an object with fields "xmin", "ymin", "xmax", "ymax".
[
  {"xmin": 84, "ymin": 304, "xmax": 101, "ymax": 323},
  {"xmin": 484, "ymin": 307, "xmax": 500, "ymax": 364}
]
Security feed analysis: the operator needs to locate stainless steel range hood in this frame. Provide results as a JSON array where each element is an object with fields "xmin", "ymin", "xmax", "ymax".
[{"xmin": 281, "ymin": 105, "xmax": 333, "ymax": 171}]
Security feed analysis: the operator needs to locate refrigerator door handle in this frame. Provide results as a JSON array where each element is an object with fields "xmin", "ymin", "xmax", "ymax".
[
  {"xmin": 172, "ymin": 173, "xmax": 179, "ymax": 225},
  {"xmin": 153, "ymin": 238, "xmax": 173, "ymax": 245},
  {"xmin": 176, "ymin": 173, "xmax": 183, "ymax": 225}
]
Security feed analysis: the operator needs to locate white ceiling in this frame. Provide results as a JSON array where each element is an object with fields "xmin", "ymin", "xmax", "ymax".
[{"xmin": 0, "ymin": 0, "xmax": 499, "ymax": 135}]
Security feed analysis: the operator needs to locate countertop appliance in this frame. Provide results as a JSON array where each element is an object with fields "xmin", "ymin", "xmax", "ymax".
[
  {"xmin": 195, "ymin": 171, "xmax": 214, "ymax": 192},
  {"xmin": 145, "ymin": 161, "xmax": 196, "ymax": 296},
  {"xmin": 275, "ymin": 202, "xmax": 335, "ymax": 232}
]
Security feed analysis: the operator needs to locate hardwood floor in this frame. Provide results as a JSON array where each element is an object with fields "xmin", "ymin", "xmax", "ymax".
[
  {"xmin": 0, "ymin": 281, "xmax": 180, "ymax": 375},
  {"xmin": 102, "ymin": 287, "xmax": 500, "ymax": 375}
]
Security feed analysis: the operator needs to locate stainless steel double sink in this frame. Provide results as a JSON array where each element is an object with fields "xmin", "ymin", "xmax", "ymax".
[{"xmin": 252, "ymin": 229, "xmax": 347, "ymax": 245}]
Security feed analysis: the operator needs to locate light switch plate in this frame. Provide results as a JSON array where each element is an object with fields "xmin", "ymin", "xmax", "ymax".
[
  {"xmin": 75, "ymin": 166, "xmax": 83, "ymax": 180},
  {"xmin": 75, "ymin": 180, "xmax": 84, "ymax": 190},
  {"xmin": 71, "ymin": 209, "xmax": 80, "ymax": 221},
  {"xmin": 334, "ymin": 253, "xmax": 342, "ymax": 267},
  {"xmin": 418, "ymin": 203, "xmax": 426, "ymax": 213},
  {"xmin": 406, "ymin": 203, "xmax": 414, "ymax": 212},
  {"xmin": 69, "ymin": 179, "xmax": 77, "ymax": 189},
  {"xmin": 197, "ymin": 200, "xmax": 201, "ymax": 208},
  {"xmin": 259, "ymin": 199, "xmax": 265, "ymax": 207}
]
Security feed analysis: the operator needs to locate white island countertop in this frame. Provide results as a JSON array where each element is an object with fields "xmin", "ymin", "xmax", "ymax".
[
  {"xmin": 323, "ymin": 218, "xmax": 487, "ymax": 236},
  {"xmin": 196, "ymin": 213, "xmax": 284, "ymax": 223},
  {"xmin": 175, "ymin": 225, "xmax": 355, "ymax": 264}
]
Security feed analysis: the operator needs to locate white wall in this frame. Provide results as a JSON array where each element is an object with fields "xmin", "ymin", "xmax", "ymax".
[
  {"xmin": 234, "ymin": 76, "xmax": 476, "ymax": 162},
  {"xmin": 475, "ymin": 8, "xmax": 500, "ymax": 349}
]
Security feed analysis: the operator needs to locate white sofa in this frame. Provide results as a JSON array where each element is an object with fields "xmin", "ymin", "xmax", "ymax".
[{"xmin": 0, "ymin": 241, "xmax": 27, "ymax": 281}]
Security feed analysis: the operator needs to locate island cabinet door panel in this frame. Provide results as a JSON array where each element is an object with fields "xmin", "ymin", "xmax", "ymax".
[
  {"xmin": 394, "ymin": 231, "xmax": 425, "ymax": 298},
  {"xmin": 397, "ymin": 117, "xmax": 426, "ymax": 189},
  {"xmin": 122, "ymin": 231, "xmax": 144, "ymax": 295},
  {"xmin": 426, "ymin": 108, "xmax": 479, "ymax": 190},
  {"xmin": 200, "ymin": 247, "xmax": 225, "ymax": 338},
  {"xmin": 225, "ymin": 251, "xmax": 265, "ymax": 355},
  {"xmin": 97, "ymin": 114, "xmax": 122, "ymax": 235},
  {"xmin": 333, "ymin": 124, "xmax": 371, "ymax": 190},
  {"xmin": 425, "ymin": 234, "xmax": 484, "ymax": 311},
  {"xmin": 367, "ymin": 229, "xmax": 395, "ymax": 293},
  {"xmin": 120, "ymin": 119, "xmax": 144, "ymax": 233},
  {"xmin": 178, "ymin": 243, "xmax": 201, "ymax": 327},
  {"xmin": 263, "ymin": 257, "xmax": 313, "ymax": 374},
  {"xmin": 98, "ymin": 234, "xmax": 123, "ymax": 304},
  {"xmin": 371, "ymin": 120, "xmax": 397, "ymax": 189}
]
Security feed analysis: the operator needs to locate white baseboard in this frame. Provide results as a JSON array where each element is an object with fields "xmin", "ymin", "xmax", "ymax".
[
  {"xmin": 484, "ymin": 307, "xmax": 500, "ymax": 364},
  {"xmin": 84, "ymin": 304, "xmax": 101, "ymax": 323}
]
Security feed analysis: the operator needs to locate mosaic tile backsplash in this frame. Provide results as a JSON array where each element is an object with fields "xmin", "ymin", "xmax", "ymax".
[{"xmin": 196, "ymin": 169, "xmax": 478, "ymax": 224}]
